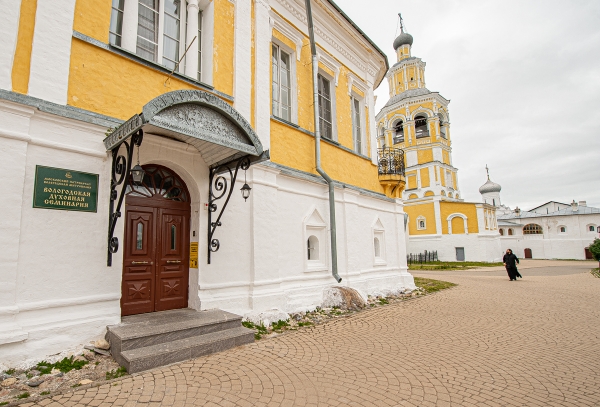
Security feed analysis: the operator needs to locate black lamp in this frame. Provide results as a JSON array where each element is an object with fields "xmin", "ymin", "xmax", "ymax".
[
  {"xmin": 240, "ymin": 168, "xmax": 251, "ymax": 201},
  {"xmin": 131, "ymin": 144, "xmax": 145, "ymax": 185}
]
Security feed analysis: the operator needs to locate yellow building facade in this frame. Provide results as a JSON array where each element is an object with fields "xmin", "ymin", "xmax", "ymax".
[
  {"xmin": 0, "ymin": 0, "xmax": 415, "ymax": 366},
  {"xmin": 375, "ymin": 20, "xmax": 501, "ymax": 262}
]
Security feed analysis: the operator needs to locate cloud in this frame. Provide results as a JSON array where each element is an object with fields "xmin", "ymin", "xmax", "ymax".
[{"xmin": 335, "ymin": 0, "xmax": 600, "ymax": 208}]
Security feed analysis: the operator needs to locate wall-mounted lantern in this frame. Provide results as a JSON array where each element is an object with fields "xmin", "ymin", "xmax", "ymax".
[
  {"xmin": 130, "ymin": 144, "xmax": 145, "ymax": 185},
  {"xmin": 240, "ymin": 169, "xmax": 251, "ymax": 201}
]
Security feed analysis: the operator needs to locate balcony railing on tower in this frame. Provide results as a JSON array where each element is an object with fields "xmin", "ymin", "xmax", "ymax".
[{"xmin": 377, "ymin": 147, "xmax": 406, "ymax": 198}]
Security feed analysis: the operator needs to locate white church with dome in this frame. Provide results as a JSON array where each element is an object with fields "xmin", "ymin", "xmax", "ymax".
[{"xmin": 477, "ymin": 170, "xmax": 600, "ymax": 260}]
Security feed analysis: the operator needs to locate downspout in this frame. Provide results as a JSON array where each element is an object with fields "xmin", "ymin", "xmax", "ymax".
[{"xmin": 305, "ymin": 0, "xmax": 342, "ymax": 283}]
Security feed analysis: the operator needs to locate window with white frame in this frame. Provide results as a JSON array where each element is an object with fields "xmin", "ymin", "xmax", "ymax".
[
  {"xmin": 110, "ymin": 0, "xmax": 205, "ymax": 81},
  {"xmin": 372, "ymin": 218, "xmax": 386, "ymax": 265},
  {"xmin": 417, "ymin": 216, "xmax": 426, "ymax": 230},
  {"xmin": 351, "ymin": 96, "xmax": 363, "ymax": 153},
  {"xmin": 272, "ymin": 44, "xmax": 292, "ymax": 122},
  {"xmin": 137, "ymin": 0, "xmax": 160, "ymax": 62},
  {"xmin": 307, "ymin": 236, "xmax": 319, "ymax": 260},
  {"xmin": 318, "ymin": 73, "xmax": 333, "ymax": 140},
  {"xmin": 110, "ymin": 0, "xmax": 125, "ymax": 46}
]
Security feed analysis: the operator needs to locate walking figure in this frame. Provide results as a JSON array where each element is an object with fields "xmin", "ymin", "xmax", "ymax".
[{"xmin": 503, "ymin": 249, "xmax": 521, "ymax": 281}]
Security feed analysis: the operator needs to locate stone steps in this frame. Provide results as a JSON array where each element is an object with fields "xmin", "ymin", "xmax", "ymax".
[{"xmin": 106, "ymin": 309, "xmax": 254, "ymax": 373}]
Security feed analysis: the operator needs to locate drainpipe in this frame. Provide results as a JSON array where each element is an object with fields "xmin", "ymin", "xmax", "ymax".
[{"xmin": 305, "ymin": 0, "xmax": 341, "ymax": 283}]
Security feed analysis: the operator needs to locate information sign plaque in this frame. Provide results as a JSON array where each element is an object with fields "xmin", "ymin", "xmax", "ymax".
[{"xmin": 33, "ymin": 165, "xmax": 99, "ymax": 212}]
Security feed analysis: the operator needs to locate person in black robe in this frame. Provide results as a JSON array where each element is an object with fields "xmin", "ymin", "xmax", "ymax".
[{"xmin": 503, "ymin": 249, "xmax": 520, "ymax": 281}]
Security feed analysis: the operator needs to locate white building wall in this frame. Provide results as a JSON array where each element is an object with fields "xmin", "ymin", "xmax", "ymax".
[
  {"xmin": 0, "ymin": 99, "xmax": 415, "ymax": 367},
  {"xmin": 408, "ymin": 234, "xmax": 502, "ymax": 262},
  {"xmin": 498, "ymin": 214, "xmax": 600, "ymax": 259}
]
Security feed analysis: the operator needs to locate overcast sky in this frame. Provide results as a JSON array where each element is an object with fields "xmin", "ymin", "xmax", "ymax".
[{"xmin": 335, "ymin": 0, "xmax": 600, "ymax": 210}]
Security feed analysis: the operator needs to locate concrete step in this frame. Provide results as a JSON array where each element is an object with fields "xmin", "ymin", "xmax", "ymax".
[
  {"xmin": 121, "ymin": 326, "xmax": 254, "ymax": 373},
  {"xmin": 106, "ymin": 309, "xmax": 254, "ymax": 373}
]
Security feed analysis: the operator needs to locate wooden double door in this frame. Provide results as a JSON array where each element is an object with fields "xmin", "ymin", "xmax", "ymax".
[{"xmin": 121, "ymin": 165, "xmax": 191, "ymax": 316}]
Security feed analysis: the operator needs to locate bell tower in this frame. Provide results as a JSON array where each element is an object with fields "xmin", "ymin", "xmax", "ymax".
[{"xmin": 376, "ymin": 15, "xmax": 460, "ymax": 201}]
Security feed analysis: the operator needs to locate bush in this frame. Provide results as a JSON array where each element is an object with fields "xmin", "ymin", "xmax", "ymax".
[{"xmin": 589, "ymin": 239, "xmax": 600, "ymax": 262}]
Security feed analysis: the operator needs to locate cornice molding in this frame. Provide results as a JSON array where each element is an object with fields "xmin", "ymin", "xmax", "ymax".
[
  {"xmin": 316, "ymin": 48, "xmax": 340, "ymax": 86},
  {"xmin": 273, "ymin": 0, "xmax": 375, "ymax": 79},
  {"xmin": 270, "ymin": 11, "xmax": 304, "ymax": 61}
]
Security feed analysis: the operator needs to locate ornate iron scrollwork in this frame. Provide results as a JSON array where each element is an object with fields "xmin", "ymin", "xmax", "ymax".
[
  {"xmin": 107, "ymin": 130, "xmax": 143, "ymax": 266},
  {"xmin": 377, "ymin": 147, "xmax": 405, "ymax": 176},
  {"xmin": 207, "ymin": 156, "xmax": 251, "ymax": 264}
]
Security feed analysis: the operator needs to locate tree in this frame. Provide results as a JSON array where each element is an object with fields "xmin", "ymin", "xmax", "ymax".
[{"xmin": 589, "ymin": 238, "xmax": 600, "ymax": 267}]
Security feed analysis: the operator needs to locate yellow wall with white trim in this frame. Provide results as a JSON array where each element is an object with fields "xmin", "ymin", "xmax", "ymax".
[
  {"xmin": 440, "ymin": 202, "xmax": 479, "ymax": 234},
  {"xmin": 404, "ymin": 203, "xmax": 436, "ymax": 235}
]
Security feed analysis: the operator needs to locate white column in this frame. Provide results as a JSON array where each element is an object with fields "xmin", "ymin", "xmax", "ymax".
[
  {"xmin": 233, "ymin": 0, "xmax": 251, "ymax": 121},
  {"xmin": 434, "ymin": 198, "xmax": 442, "ymax": 236},
  {"xmin": 121, "ymin": 0, "xmax": 139, "ymax": 52},
  {"xmin": 184, "ymin": 0, "xmax": 200, "ymax": 79},
  {"xmin": 28, "ymin": 0, "xmax": 77, "ymax": 105},
  {"xmin": 254, "ymin": 0, "xmax": 271, "ymax": 148},
  {"xmin": 0, "ymin": 0, "xmax": 21, "ymax": 91}
]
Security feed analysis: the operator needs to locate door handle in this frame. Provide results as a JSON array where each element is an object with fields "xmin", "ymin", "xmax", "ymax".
[
  {"xmin": 131, "ymin": 261, "xmax": 151, "ymax": 265},
  {"xmin": 166, "ymin": 260, "xmax": 181, "ymax": 264}
]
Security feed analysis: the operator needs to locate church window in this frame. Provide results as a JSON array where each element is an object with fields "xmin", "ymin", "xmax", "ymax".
[
  {"xmin": 589, "ymin": 225, "xmax": 595, "ymax": 232},
  {"xmin": 499, "ymin": 229, "xmax": 504, "ymax": 236},
  {"xmin": 414, "ymin": 114, "xmax": 429, "ymax": 138},
  {"xmin": 393, "ymin": 120, "xmax": 404, "ymax": 143},
  {"xmin": 351, "ymin": 97, "xmax": 363, "ymax": 154},
  {"xmin": 307, "ymin": 236, "xmax": 319, "ymax": 260},
  {"xmin": 417, "ymin": 216, "xmax": 426, "ymax": 230},
  {"xmin": 272, "ymin": 44, "xmax": 292, "ymax": 122},
  {"xmin": 559, "ymin": 226, "xmax": 566, "ymax": 233},
  {"xmin": 508, "ymin": 228, "xmax": 514, "ymax": 235},
  {"xmin": 110, "ymin": 0, "xmax": 205, "ymax": 81},
  {"xmin": 374, "ymin": 237, "xmax": 381, "ymax": 258},
  {"xmin": 110, "ymin": 0, "xmax": 125, "ymax": 46},
  {"xmin": 523, "ymin": 224, "xmax": 543, "ymax": 235},
  {"xmin": 318, "ymin": 74, "xmax": 333, "ymax": 140}
]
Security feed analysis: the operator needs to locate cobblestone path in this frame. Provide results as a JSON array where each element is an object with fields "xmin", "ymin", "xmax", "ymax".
[{"xmin": 22, "ymin": 260, "xmax": 600, "ymax": 406}]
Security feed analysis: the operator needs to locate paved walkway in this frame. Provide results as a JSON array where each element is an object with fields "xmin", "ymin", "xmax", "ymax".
[{"xmin": 24, "ymin": 260, "xmax": 600, "ymax": 406}]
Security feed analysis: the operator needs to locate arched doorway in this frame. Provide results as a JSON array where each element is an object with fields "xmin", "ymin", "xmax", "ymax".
[{"xmin": 121, "ymin": 165, "xmax": 191, "ymax": 316}]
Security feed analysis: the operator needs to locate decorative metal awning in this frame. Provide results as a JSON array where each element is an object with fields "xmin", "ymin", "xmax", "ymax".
[
  {"xmin": 104, "ymin": 90, "xmax": 267, "ymax": 266},
  {"xmin": 103, "ymin": 89, "xmax": 264, "ymax": 164}
]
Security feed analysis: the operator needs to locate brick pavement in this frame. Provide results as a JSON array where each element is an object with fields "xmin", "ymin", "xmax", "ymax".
[{"xmin": 20, "ymin": 261, "xmax": 600, "ymax": 406}]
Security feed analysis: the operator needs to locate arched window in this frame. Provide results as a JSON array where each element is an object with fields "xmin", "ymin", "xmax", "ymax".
[
  {"xmin": 588, "ymin": 225, "xmax": 596, "ymax": 232},
  {"xmin": 417, "ymin": 216, "xmax": 426, "ymax": 230},
  {"xmin": 492, "ymin": 199, "xmax": 496, "ymax": 206},
  {"xmin": 559, "ymin": 226, "xmax": 566, "ymax": 233},
  {"xmin": 414, "ymin": 114, "xmax": 429, "ymax": 138},
  {"xmin": 307, "ymin": 235, "xmax": 319, "ymax": 260},
  {"xmin": 393, "ymin": 120, "xmax": 404, "ymax": 143},
  {"xmin": 523, "ymin": 224, "xmax": 543, "ymax": 235},
  {"xmin": 374, "ymin": 237, "xmax": 381, "ymax": 257},
  {"xmin": 438, "ymin": 113, "xmax": 447, "ymax": 139},
  {"xmin": 508, "ymin": 228, "xmax": 514, "ymax": 236},
  {"xmin": 499, "ymin": 229, "xmax": 504, "ymax": 236}
]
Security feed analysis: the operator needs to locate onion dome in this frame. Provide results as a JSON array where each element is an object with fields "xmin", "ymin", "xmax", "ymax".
[
  {"xmin": 393, "ymin": 32, "xmax": 413, "ymax": 50},
  {"xmin": 479, "ymin": 179, "xmax": 501, "ymax": 194}
]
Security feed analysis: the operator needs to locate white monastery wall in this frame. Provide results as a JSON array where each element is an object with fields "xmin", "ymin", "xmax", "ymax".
[
  {"xmin": 0, "ymin": 99, "xmax": 415, "ymax": 366},
  {"xmin": 408, "ymin": 233, "xmax": 502, "ymax": 262},
  {"xmin": 498, "ymin": 213, "xmax": 600, "ymax": 260}
]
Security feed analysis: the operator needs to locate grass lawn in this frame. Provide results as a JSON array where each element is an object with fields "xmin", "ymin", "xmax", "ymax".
[
  {"xmin": 413, "ymin": 277, "xmax": 457, "ymax": 293},
  {"xmin": 409, "ymin": 261, "xmax": 503, "ymax": 271}
]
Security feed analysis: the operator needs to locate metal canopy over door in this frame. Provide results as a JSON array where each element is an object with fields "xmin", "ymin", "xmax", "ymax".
[{"xmin": 121, "ymin": 165, "xmax": 191, "ymax": 316}]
